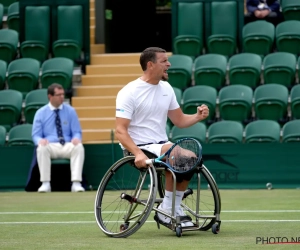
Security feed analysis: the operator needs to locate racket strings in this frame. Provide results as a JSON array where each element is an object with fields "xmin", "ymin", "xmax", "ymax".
[
  {"xmin": 168, "ymin": 139, "xmax": 201, "ymax": 172},
  {"xmin": 174, "ymin": 156, "xmax": 198, "ymax": 172}
]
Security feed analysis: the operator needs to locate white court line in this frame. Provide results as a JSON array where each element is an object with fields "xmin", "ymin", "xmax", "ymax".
[
  {"xmin": 0, "ymin": 212, "xmax": 94, "ymax": 214},
  {"xmin": 1, "ymin": 210, "xmax": 300, "ymax": 215},
  {"xmin": 1, "ymin": 220, "xmax": 300, "ymax": 225}
]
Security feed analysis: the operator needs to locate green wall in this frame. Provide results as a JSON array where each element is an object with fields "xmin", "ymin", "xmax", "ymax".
[
  {"xmin": 202, "ymin": 143, "xmax": 300, "ymax": 189},
  {"xmin": 0, "ymin": 143, "xmax": 299, "ymax": 190}
]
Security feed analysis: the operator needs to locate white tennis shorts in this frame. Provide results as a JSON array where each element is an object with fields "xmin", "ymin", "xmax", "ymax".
[{"xmin": 138, "ymin": 141, "xmax": 173, "ymax": 157}]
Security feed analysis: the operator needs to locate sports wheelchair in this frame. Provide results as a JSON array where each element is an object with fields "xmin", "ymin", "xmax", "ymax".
[{"xmin": 94, "ymin": 149, "xmax": 221, "ymax": 238}]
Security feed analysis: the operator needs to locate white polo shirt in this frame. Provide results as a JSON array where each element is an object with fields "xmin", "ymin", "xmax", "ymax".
[{"xmin": 116, "ymin": 78, "xmax": 179, "ymax": 146}]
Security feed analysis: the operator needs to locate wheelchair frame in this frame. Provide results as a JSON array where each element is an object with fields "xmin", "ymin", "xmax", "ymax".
[{"xmin": 94, "ymin": 155, "xmax": 221, "ymax": 238}]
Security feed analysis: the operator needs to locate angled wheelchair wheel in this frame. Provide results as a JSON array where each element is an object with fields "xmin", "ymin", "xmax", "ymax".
[
  {"xmin": 94, "ymin": 156, "xmax": 157, "ymax": 238},
  {"xmin": 157, "ymin": 164, "xmax": 221, "ymax": 231}
]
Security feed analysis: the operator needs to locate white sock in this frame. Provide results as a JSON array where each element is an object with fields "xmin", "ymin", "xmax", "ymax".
[
  {"xmin": 175, "ymin": 191, "xmax": 184, "ymax": 207},
  {"xmin": 162, "ymin": 190, "xmax": 173, "ymax": 209}
]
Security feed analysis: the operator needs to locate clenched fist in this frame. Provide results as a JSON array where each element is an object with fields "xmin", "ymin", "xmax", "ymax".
[{"xmin": 197, "ymin": 104, "xmax": 209, "ymax": 121}]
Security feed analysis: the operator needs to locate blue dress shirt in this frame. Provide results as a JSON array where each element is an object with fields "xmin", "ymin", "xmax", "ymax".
[{"xmin": 32, "ymin": 103, "xmax": 82, "ymax": 145}]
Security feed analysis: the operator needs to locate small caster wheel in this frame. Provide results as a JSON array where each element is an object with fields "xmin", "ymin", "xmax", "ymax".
[
  {"xmin": 120, "ymin": 223, "xmax": 128, "ymax": 232},
  {"xmin": 175, "ymin": 227, "xmax": 182, "ymax": 237},
  {"xmin": 212, "ymin": 224, "xmax": 220, "ymax": 234}
]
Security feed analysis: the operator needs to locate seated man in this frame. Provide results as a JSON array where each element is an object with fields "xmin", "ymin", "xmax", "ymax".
[
  {"xmin": 245, "ymin": 0, "xmax": 282, "ymax": 26},
  {"xmin": 32, "ymin": 83, "xmax": 85, "ymax": 192},
  {"xmin": 115, "ymin": 47, "xmax": 209, "ymax": 227}
]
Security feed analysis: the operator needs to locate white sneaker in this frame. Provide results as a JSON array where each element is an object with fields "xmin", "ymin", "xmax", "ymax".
[
  {"xmin": 157, "ymin": 204, "xmax": 193, "ymax": 227},
  {"xmin": 71, "ymin": 182, "xmax": 85, "ymax": 192},
  {"xmin": 175, "ymin": 206, "xmax": 194, "ymax": 227},
  {"xmin": 157, "ymin": 204, "xmax": 172, "ymax": 224},
  {"xmin": 38, "ymin": 183, "xmax": 51, "ymax": 193}
]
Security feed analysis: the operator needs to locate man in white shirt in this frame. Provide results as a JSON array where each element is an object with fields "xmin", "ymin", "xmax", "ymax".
[{"xmin": 115, "ymin": 47, "xmax": 209, "ymax": 228}]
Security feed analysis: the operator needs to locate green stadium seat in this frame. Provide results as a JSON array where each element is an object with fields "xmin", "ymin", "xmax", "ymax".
[
  {"xmin": 282, "ymin": 120, "xmax": 300, "ymax": 143},
  {"xmin": 194, "ymin": 54, "xmax": 227, "ymax": 89},
  {"xmin": 41, "ymin": 57, "xmax": 74, "ymax": 91},
  {"xmin": 167, "ymin": 55, "xmax": 193, "ymax": 90},
  {"xmin": 20, "ymin": 6, "xmax": 50, "ymax": 62},
  {"xmin": 0, "ymin": 125, "xmax": 6, "ymax": 146},
  {"xmin": 290, "ymin": 84, "xmax": 300, "ymax": 119},
  {"xmin": 298, "ymin": 56, "xmax": 300, "ymax": 83},
  {"xmin": 24, "ymin": 89, "xmax": 48, "ymax": 124},
  {"xmin": 7, "ymin": 58, "xmax": 40, "ymax": 98},
  {"xmin": 52, "ymin": 5, "xmax": 83, "ymax": 62},
  {"xmin": 51, "ymin": 159, "xmax": 70, "ymax": 165},
  {"xmin": 207, "ymin": 1, "xmax": 237, "ymax": 57},
  {"xmin": 7, "ymin": 2, "xmax": 19, "ymax": 32},
  {"xmin": 182, "ymin": 85, "xmax": 217, "ymax": 123},
  {"xmin": 276, "ymin": 21, "xmax": 300, "ymax": 56},
  {"xmin": 281, "ymin": 0, "xmax": 300, "ymax": 21},
  {"xmin": 245, "ymin": 120, "xmax": 281, "ymax": 143},
  {"xmin": 0, "ymin": 29, "xmax": 18, "ymax": 64},
  {"xmin": 0, "ymin": 89, "xmax": 22, "ymax": 131},
  {"xmin": 228, "ymin": 53, "xmax": 262, "ymax": 88},
  {"xmin": 218, "ymin": 85, "xmax": 253, "ymax": 123},
  {"xmin": 8, "ymin": 124, "xmax": 34, "ymax": 146},
  {"xmin": 242, "ymin": 20, "xmax": 275, "ymax": 57},
  {"xmin": 170, "ymin": 122, "xmax": 207, "ymax": 143},
  {"xmin": 167, "ymin": 87, "xmax": 183, "ymax": 128},
  {"xmin": 166, "ymin": 123, "xmax": 171, "ymax": 140},
  {"xmin": 0, "ymin": 60, "xmax": 7, "ymax": 90},
  {"xmin": 173, "ymin": 2, "xmax": 204, "ymax": 58},
  {"xmin": 263, "ymin": 52, "xmax": 296, "ymax": 88},
  {"xmin": 172, "ymin": 87, "xmax": 182, "ymax": 106},
  {"xmin": 254, "ymin": 84, "xmax": 288, "ymax": 122},
  {"xmin": 0, "ymin": 3, "xmax": 3, "ymax": 28},
  {"xmin": 207, "ymin": 120, "xmax": 243, "ymax": 144},
  {"xmin": 0, "ymin": 0, "xmax": 17, "ymax": 15}
]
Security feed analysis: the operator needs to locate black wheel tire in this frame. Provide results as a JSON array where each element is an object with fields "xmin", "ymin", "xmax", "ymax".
[
  {"xmin": 212, "ymin": 224, "xmax": 220, "ymax": 234},
  {"xmin": 175, "ymin": 227, "xmax": 182, "ymax": 237}
]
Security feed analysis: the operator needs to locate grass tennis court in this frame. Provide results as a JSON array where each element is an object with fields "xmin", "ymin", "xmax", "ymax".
[{"xmin": 0, "ymin": 190, "xmax": 300, "ymax": 249}]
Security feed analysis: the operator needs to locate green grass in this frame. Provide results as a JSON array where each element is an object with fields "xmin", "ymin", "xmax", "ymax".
[{"xmin": 0, "ymin": 190, "xmax": 300, "ymax": 249}]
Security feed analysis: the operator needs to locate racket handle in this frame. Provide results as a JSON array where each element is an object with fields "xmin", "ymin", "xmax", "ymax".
[{"xmin": 145, "ymin": 159, "xmax": 153, "ymax": 165}]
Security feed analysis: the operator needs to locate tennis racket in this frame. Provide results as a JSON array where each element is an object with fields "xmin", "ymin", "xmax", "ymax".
[{"xmin": 145, "ymin": 138, "xmax": 202, "ymax": 173}]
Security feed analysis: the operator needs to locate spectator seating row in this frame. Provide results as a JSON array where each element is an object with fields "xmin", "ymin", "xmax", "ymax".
[
  {"xmin": 0, "ymin": 123, "xmax": 33, "ymax": 146},
  {"xmin": 168, "ymin": 52, "xmax": 300, "ymax": 90},
  {"xmin": 243, "ymin": 20, "xmax": 300, "ymax": 57},
  {"xmin": 173, "ymin": 0, "xmax": 242, "ymax": 58},
  {"xmin": 5, "ymin": 81, "xmax": 299, "ymax": 136},
  {"xmin": 0, "ymin": 88, "xmax": 48, "ymax": 131},
  {"xmin": 0, "ymin": 0, "xmax": 17, "ymax": 15},
  {"xmin": 1, "ymin": 119, "xmax": 300, "ymax": 147},
  {"xmin": 173, "ymin": 0, "xmax": 300, "ymax": 59},
  {"xmin": 2, "ymin": 81, "xmax": 298, "ymax": 140},
  {"xmin": 0, "ymin": 4, "xmax": 84, "ymax": 64},
  {"xmin": 167, "ymin": 119, "xmax": 300, "ymax": 144},
  {"xmin": 171, "ymin": 84, "xmax": 300, "ymax": 125},
  {"xmin": 0, "ymin": 57, "xmax": 74, "ymax": 98}
]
